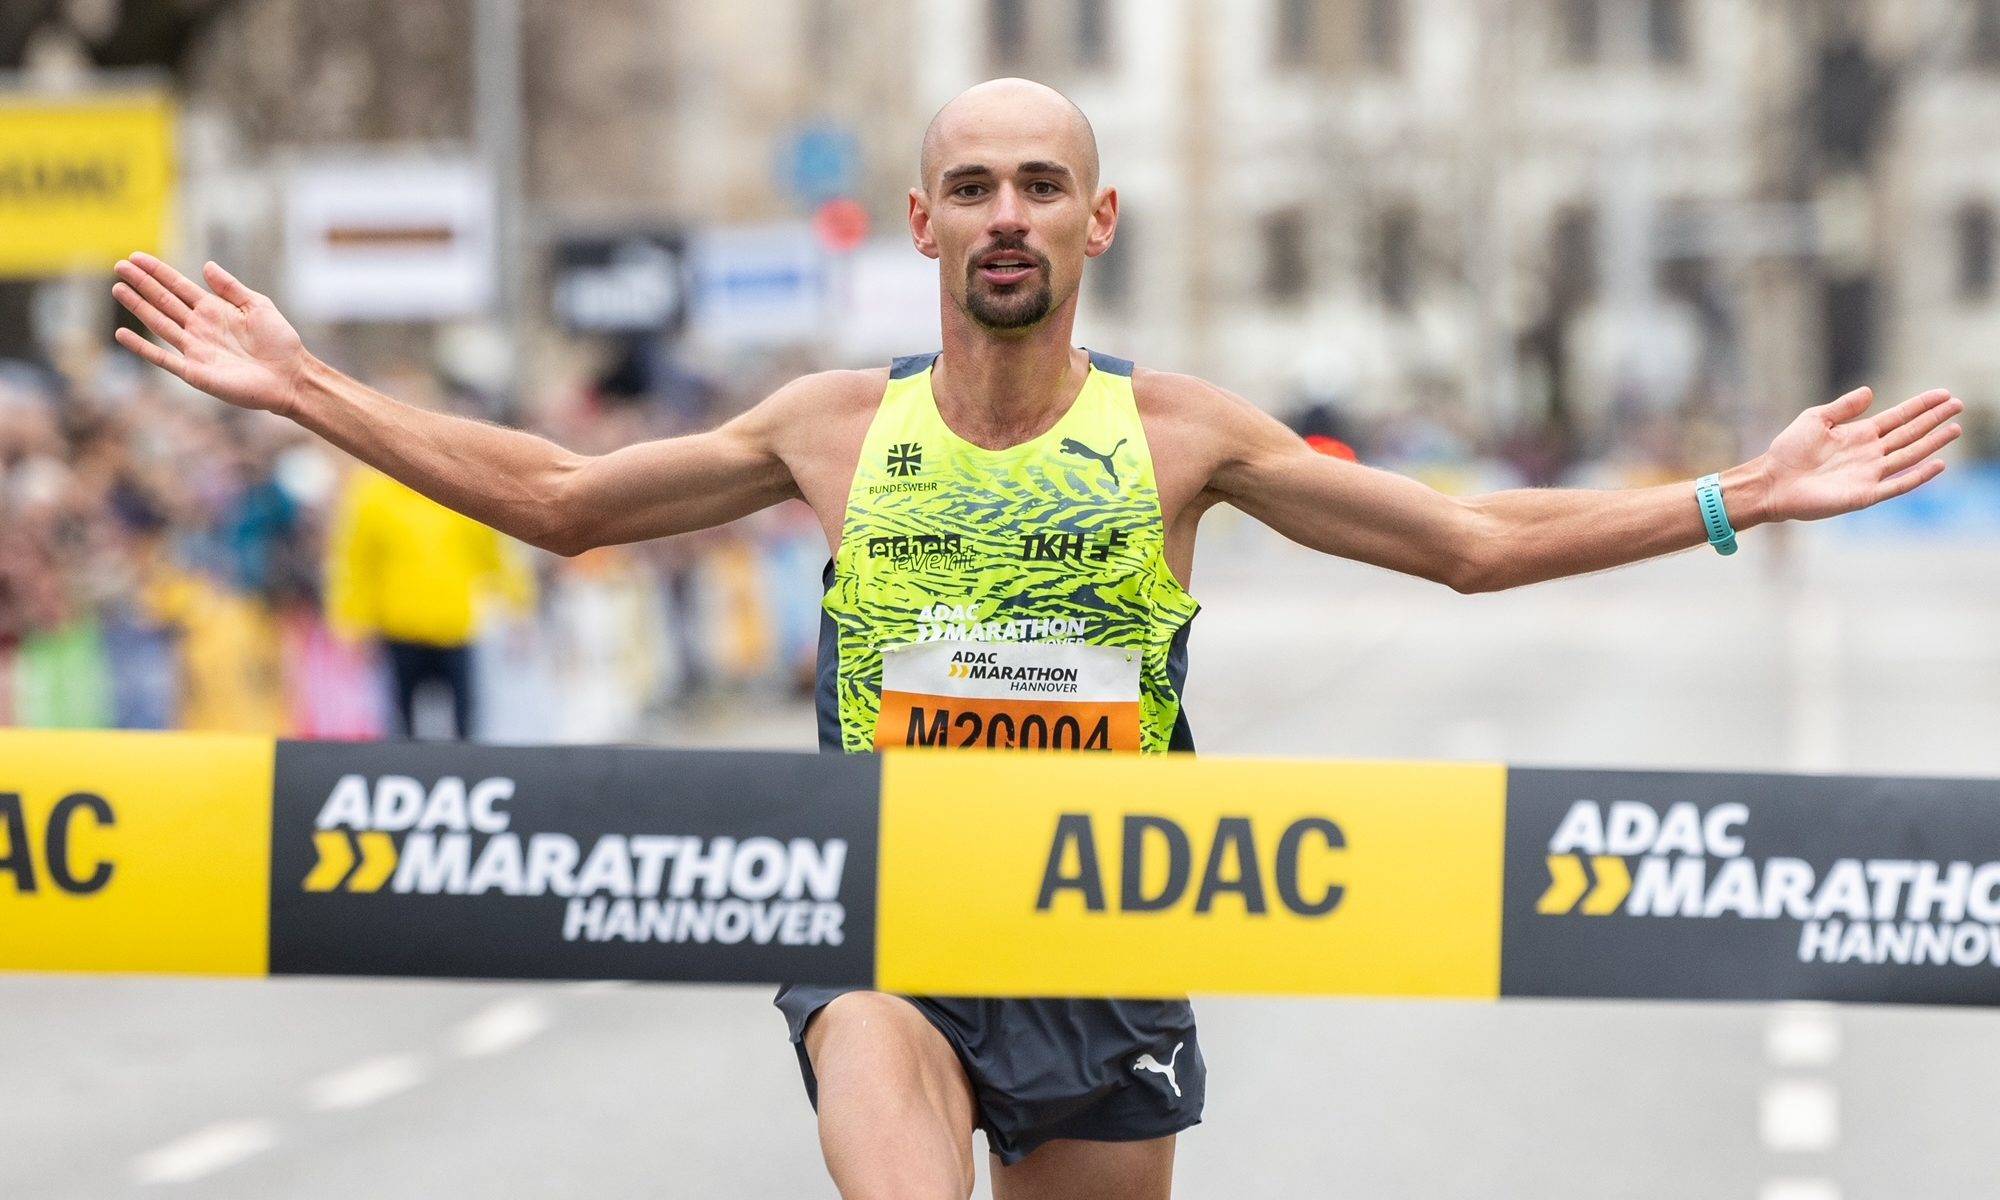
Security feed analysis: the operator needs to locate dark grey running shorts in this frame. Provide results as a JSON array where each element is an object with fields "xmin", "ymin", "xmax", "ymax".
[{"xmin": 774, "ymin": 984, "xmax": 1204, "ymax": 1165}]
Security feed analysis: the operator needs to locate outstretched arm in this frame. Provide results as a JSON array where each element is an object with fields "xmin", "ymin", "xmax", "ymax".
[
  {"xmin": 1205, "ymin": 383, "xmax": 1962, "ymax": 593},
  {"xmin": 111, "ymin": 253, "xmax": 799, "ymax": 556}
]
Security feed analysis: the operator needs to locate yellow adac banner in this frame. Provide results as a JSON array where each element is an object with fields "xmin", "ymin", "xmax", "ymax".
[
  {"xmin": 876, "ymin": 753, "xmax": 1506, "ymax": 999},
  {"xmin": 0, "ymin": 730, "xmax": 271, "ymax": 976},
  {"xmin": 0, "ymin": 91, "xmax": 175, "ymax": 278}
]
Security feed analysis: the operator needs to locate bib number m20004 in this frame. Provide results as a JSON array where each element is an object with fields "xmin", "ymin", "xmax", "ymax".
[{"xmin": 875, "ymin": 641, "xmax": 1142, "ymax": 751}]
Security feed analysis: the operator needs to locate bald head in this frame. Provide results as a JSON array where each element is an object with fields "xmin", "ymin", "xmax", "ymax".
[
  {"xmin": 919, "ymin": 78, "xmax": 1100, "ymax": 196},
  {"xmin": 909, "ymin": 78, "xmax": 1116, "ymax": 336}
]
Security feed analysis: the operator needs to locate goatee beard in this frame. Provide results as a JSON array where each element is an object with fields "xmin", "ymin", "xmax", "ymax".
[{"xmin": 964, "ymin": 280, "xmax": 1055, "ymax": 330}]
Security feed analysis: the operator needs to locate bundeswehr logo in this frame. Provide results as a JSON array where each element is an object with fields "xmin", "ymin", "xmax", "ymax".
[{"xmin": 887, "ymin": 442, "xmax": 923, "ymax": 478}]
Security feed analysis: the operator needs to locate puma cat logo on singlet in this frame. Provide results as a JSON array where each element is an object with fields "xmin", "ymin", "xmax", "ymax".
[{"xmin": 1060, "ymin": 437, "xmax": 1127, "ymax": 487}]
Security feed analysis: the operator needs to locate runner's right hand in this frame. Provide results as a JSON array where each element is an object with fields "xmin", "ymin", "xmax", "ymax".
[{"xmin": 111, "ymin": 253, "xmax": 310, "ymax": 417}]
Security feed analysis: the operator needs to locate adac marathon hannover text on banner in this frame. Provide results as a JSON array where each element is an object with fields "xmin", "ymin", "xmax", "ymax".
[{"xmin": 4, "ymin": 730, "xmax": 2000, "ymax": 1007}]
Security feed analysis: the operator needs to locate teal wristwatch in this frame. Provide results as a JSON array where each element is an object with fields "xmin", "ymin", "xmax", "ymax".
[{"xmin": 1695, "ymin": 472, "xmax": 1738, "ymax": 556}]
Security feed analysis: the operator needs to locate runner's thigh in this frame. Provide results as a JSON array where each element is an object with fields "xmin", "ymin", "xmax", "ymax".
[{"xmin": 991, "ymin": 1135, "xmax": 1176, "ymax": 1200}]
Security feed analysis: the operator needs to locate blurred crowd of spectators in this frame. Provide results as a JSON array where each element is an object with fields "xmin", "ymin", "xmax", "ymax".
[
  {"xmin": 1285, "ymin": 376, "xmax": 1745, "ymax": 499},
  {"xmin": 0, "ymin": 345, "xmax": 821, "ymax": 743},
  {"xmin": 3, "ymin": 337, "xmax": 1983, "ymax": 743}
]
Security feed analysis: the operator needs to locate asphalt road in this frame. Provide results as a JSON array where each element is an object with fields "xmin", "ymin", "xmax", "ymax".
[{"xmin": 5, "ymin": 523, "xmax": 1998, "ymax": 1199}]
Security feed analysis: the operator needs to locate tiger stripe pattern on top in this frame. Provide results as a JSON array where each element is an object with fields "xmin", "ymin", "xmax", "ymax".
[{"xmin": 819, "ymin": 351, "xmax": 1200, "ymax": 755}]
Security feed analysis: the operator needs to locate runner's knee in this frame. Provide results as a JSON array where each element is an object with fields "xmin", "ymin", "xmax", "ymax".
[
  {"xmin": 807, "ymin": 992, "xmax": 960, "ymax": 1094},
  {"xmin": 811, "ymin": 993, "xmax": 974, "ymax": 1126}
]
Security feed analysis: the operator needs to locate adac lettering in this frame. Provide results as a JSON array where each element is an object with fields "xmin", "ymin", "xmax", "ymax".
[
  {"xmin": 1538, "ymin": 798, "xmax": 2000, "ymax": 968},
  {"xmin": 1036, "ymin": 813, "xmax": 1345, "ymax": 916},
  {"xmin": 0, "ymin": 790, "xmax": 114, "ymax": 896},
  {"xmin": 913, "ymin": 602, "xmax": 1089, "ymax": 644},
  {"xmin": 304, "ymin": 773, "xmax": 849, "ymax": 949},
  {"xmin": 942, "ymin": 649, "xmax": 1080, "ymax": 689}
]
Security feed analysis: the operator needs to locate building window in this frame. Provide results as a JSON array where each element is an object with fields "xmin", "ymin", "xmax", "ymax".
[
  {"xmin": 1274, "ymin": 0, "xmax": 1402, "ymax": 74},
  {"xmin": 1550, "ymin": 203, "xmax": 1597, "ymax": 308},
  {"xmin": 1813, "ymin": 39, "xmax": 1883, "ymax": 168},
  {"xmin": 1276, "ymin": 0, "xmax": 1315, "ymax": 69},
  {"xmin": 1363, "ymin": 0, "xmax": 1404, "ymax": 70},
  {"xmin": 1560, "ymin": 0, "xmax": 1601, "ymax": 65},
  {"xmin": 989, "ymin": 0, "xmax": 1027, "ymax": 69},
  {"xmin": 1077, "ymin": 0, "xmax": 1110, "ymax": 67},
  {"xmin": 1262, "ymin": 208, "xmax": 1310, "ymax": 302},
  {"xmin": 805, "ymin": 0, "xmax": 842, "ymax": 66},
  {"xmin": 1977, "ymin": 0, "xmax": 2000, "ymax": 67},
  {"xmin": 1959, "ymin": 203, "xmax": 1995, "ymax": 300},
  {"xmin": 1823, "ymin": 275, "xmax": 1876, "ymax": 395},
  {"xmin": 1647, "ymin": 0, "xmax": 1688, "ymax": 65},
  {"xmin": 1375, "ymin": 206, "xmax": 1418, "ymax": 310}
]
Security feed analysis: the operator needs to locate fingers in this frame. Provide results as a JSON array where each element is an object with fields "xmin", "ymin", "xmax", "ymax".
[
  {"xmin": 202, "ymin": 260, "xmax": 258, "ymax": 307},
  {"xmin": 129, "ymin": 250, "xmax": 207, "ymax": 309},
  {"xmin": 1822, "ymin": 386, "xmax": 1873, "ymax": 423},
  {"xmin": 114, "ymin": 258, "xmax": 192, "ymax": 324},
  {"xmin": 113, "ymin": 326, "xmax": 187, "ymax": 378},
  {"xmin": 111, "ymin": 282, "xmax": 186, "ymax": 351},
  {"xmin": 1879, "ymin": 393, "xmax": 1963, "ymax": 454},
  {"xmin": 1880, "ymin": 419, "xmax": 1962, "ymax": 477},
  {"xmin": 1869, "ymin": 388, "xmax": 1953, "ymax": 437},
  {"xmin": 1875, "ymin": 458, "xmax": 1947, "ymax": 503}
]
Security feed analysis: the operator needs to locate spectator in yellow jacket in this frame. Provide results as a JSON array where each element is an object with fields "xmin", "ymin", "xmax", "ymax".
[{"xmin": 325, "ymin": 465, "xmax": 534, "ymax": 739}]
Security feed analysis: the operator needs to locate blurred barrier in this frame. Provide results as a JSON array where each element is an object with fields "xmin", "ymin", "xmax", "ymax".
[{"xmin": 3, "ymin": 730, "xmax": 1999, "ymax": 1005}]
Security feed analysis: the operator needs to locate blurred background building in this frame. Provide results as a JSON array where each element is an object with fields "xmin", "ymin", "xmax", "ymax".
[{"xmin": 1, "ymin": 0, "xmax": 1996, "ymax": 741}]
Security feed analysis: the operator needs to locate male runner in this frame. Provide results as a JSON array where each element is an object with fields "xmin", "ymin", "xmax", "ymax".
[{"xmin": 112, "ymin": 77, "xmax": 1961, "ymax": 1200}]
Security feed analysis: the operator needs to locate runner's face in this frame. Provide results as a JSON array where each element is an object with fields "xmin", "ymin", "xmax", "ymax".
[{"xmin": 912, "ymin": 123, "xmax": 1114, "ymax": 334}]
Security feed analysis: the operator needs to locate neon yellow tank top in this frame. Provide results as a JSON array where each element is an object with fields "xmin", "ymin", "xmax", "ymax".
[{"xmin": 817, "ymin": 351, "xmax": 1200, "ymax": 754}]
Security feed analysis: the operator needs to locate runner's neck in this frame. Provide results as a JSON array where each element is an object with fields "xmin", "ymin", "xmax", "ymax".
[{"xmin": 933, "ymin": 296, "xmax": 1089, "ymax": 449}]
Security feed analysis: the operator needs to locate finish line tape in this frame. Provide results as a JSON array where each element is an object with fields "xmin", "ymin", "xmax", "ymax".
[{"xmin": 4, "ymin": 731, "xmax": 1998, "ymax": 1005}]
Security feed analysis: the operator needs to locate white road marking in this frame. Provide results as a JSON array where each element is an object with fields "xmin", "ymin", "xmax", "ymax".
[
  {"xmin": 133, "ymin": 1001, "xmax": 559, "ymax": 1186},
  {"xmin": 1761, "ymin": 1079, "xmax": 1840, "ymax": 1152},
  {"xmin": 131, "ymin": 1118, "xmax": 279, "ymax": 1185},
  {"xmin": 1765, "ymin": 1004, "xmax": 1841, "ymax": 1069},
  {"xmin": 306, "ymin": 1053, "xmax": 427, "ymax": 1112},
  {"xmin": 453, "ymin": 996, "xmax": 551, "ymax": 1058},
  {"xmin": 1761, "ymin": 1004, "xmax": 1842, "ymax": 1196}
]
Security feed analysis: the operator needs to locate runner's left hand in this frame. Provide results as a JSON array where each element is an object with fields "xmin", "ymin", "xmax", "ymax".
[{"xmin": 1760, "ymin": 387, "xmax": 1963, "ymax": 522}]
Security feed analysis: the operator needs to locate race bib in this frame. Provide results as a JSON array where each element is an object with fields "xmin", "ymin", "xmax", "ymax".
[{"xmin": 875, "ymin": 640, "xmax": 1142, "ymax": 751}]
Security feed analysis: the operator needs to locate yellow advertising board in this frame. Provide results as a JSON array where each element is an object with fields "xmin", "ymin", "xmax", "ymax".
[
  {"xmin": 0, "ymin": 730, "xmax": 271, "ymax": 976},
  {"xmin": 875, "ymin": 753, "xmax": 1507, "ymax": 998},
  {"xmin": 0, "ymin": 91, "xmax": 175, "ymax": 278}
]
